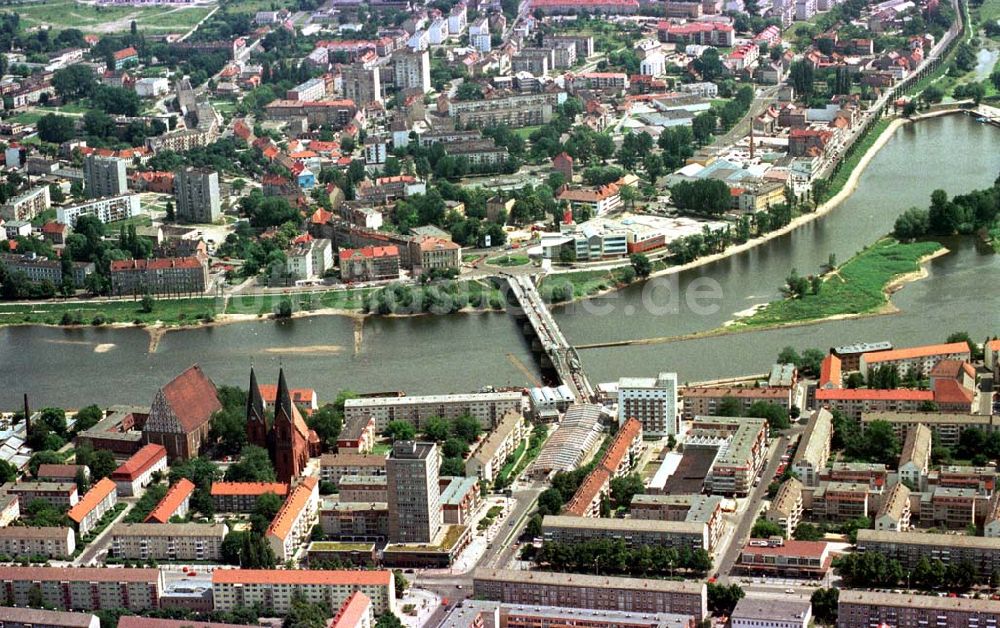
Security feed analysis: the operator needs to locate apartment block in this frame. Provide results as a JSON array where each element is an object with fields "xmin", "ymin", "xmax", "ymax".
[
  {"xmin": 0, "ymin": 567, "xmax": 161, "ymax": 612},
  {"xmin": 1, "ymin": 186, "xmax": 51, "ymax": 221},
  {"xmin": 7, "ymin": 482, "xmax": 78, "ymax": 508},
  {"xmin": 792, "ymin": 409, "xmax": 832, "ymax": 487},
  {"xmin": 448, "ymin": 92, "xmax": 562, "ymax": 128},
  {"xmin": 0, "ymin": 253, "xmax": 94, "ymax": 288},
  {"xmin": 145, "ymin": 478, "xmax": 196, "ymax": 523},
  {"xmin": 875, "ymin": 482, "xmax": 911, "ymax": 532},
  {"xmin": 860, "ymin": 342, "xmax": 971, "ymax": 379},
  {"xmin": 541, "ymin": 515, "xmax": 708, "ymax": 552},
  {"xmin": 344, "ymin": 392, "xmax": 522, "ymax": 431},
  {"xmin": 628, "ymin": 494, "xmax": 725, "ymax": 551},
  {"xmin": 856, "ymin": 529, "xmax": 1000, "ymax": 573},
  {"xmin": 439, "ymin": 600, "xmax": 696, "ymax": 628},
  {"xmin": 767, "ymin": 478, "xmax": 804, "ymax": 538},
  {"xmin": 837, "ymin": 590, "xmax": 1000, "ymax": 628},
  {"xmin": 56, "ymin": 194, "xmax": 141, "ymax": 227},
  {"xmin": 339, "ymin": 476, "xmax": 387, "ymax": 503},
  {"xmin": 0, "ymin": 527, "xmax": 75, "ymax": 559},
  {"xmin": 210, "ymin": 482, "xmax": 289, "ymax": 512},
  {"xmin": 617, "ymin": 372, "xmax": 678, "ymax": 437},
  {"xmin": 111, "ymin": 522, "xmax": 228, "ymax": 561},
  {"xmin": 67, "ymin": 478, "xmax": 118, "ymax": 537},
  {"xmin": 109, "ymin": 256, "xmax": 208, "ymax": 296},
  {"xmin": 440, "ymin": 476, "xmax": 481, "ymax": 526},
  {"xmin": 174, "ymin": 168, "xmax": 221, "ymax": 223},
  {"xmin": 689, "ymin": 416, "xmax": 768, "ymax": 496},
  {"xmin": 319, "ymin": 454, "xmax": 387, "ymax": 485},
  {"xmin": 680, "ymin": 387, "xmax": 791, "ymax": 420},
  {"xmin": 339, "ymin": 246, "xmax": 401, "ymax": 282},
  {"xmin": 472, "ymin": 569, "xmax": 706, "ymax": 618},
  {"xmin": 861, "ymin": 412, "xmax": 1000, "ymax": 449},
  {"xmin": 409, "ymin": 236, "xmax": 461, "ymax": 276},
  {"xmin": 211, "ymin": 569, "xmax": 395, "ymax": 616},
  {"xmin": 816, "ymin": 388, "xmax": 935, "ymax": 420},
  {"xmin": 466, "ymin": 411, "xmax": 527, "ymax": 484},
  {"xmin": 342, "ymin": 63, "xmax": 383, "ymax": 106},
  {"xmin": 812, "ymin": 482, "xmax": 870, "ymax": 521},
  {"xmin": 320, "ymin": 500, "xmax": 389, "ymax": 540},
  {"xmin": 386, "ymin": 441, "xmax": 441, "ymax": 544},
  {"xmin": 267, "ymin": 476, "xmax": 320, "ymax": 562},
  {"xmin": 83, "ymin": 155, "xmax": 127, "ymax": 199},
  {"xmin": 899, "ymin": 423, "xmax": 932, "ymax": 488},
  {"xmin": 393, "ymin": 49, "xmax": 431, "ymax": 94},
  {"xmin": 0, "ymin": 607, "xmax": 100, "ymax": 628}
]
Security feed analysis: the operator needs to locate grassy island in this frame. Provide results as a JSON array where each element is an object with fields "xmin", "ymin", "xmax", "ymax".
[{"xmin": 731, "ymin": 238, "xmax": 944, "ymax": 329}]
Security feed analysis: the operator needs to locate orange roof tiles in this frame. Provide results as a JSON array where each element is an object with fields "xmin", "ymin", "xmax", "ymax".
[
  {"xmin": 110, "ymin": 257, "xmax": 204, "ymax": 271},
  {"xmin": 157, "ymin": 365, "xmax": 221, "ymax": 434},
  {"xmin": 67, "ymin": 478, "xmax": 117, "ymax": 524},
  {"xmin": 600, "ymin": 418, "xmax": 641, "ymax": 474},
  {"xmin": 112, "ymin": 444, "xmax": 167, "ymax": 481},
  {"xmin": 212, "ymin": 568, "xmax": 391, "ymax": 586},
  {"xmin": 329, "ymin": 591, "xmax": 371, "ymax": 628},
  {"xmin": 266, "ymin": 476, "xmax": 318, "ymax": 541},
  {"xmin": 563, "ymin": 466, "xmax": 610, "ymax": 517},
  {"xmin": 0, "ymin": 566, "xmax": 158, "ymax": 583},
  {"xmin": 933, "ymin": 379, "xmax": 974, "ymax": 405},
  {"xmin": 819, "ymin": 354, "xmax": 842, "ymax": 389},
  {"xmin": 815, "ymin": 388, "xmax": 934, "ymax": 401},
  {"xmin": 258, "ymin": 384, "xmax": 315, "ymax": 407},
  {"xmin": 145, "ymin": 478, "xmax": 195, "ymax": 524},
  {"xmin": 210, "ymin": 482, "xmax": 289, "ymax": 497},
  {"xmin": 863, "ymin": 342, "xmax": 971, "ymax": 363}
]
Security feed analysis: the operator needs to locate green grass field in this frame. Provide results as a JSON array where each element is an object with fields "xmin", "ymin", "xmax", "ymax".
[
  {"xmin": 491, "ymin": 254, "xmax": 530, "ymax": 267},
  {"xmin": 1, "ymin": 0, "xmax": 212, "ymax": 33},
  {"xmin": 732, "ymin": 238, "xmax": 944, "ymax": 329},
  {"xmin": 0, "ymin": 296, "xmax": 219, "ymax": 327}
]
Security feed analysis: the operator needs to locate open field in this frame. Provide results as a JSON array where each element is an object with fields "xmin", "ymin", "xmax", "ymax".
[
  {"xmin": 0, "ymin": 0, "xmax": 212, "ymax": 33},
  {"xmin": 0, "ymin": 296, "xmax": 219, "ymax": 327},
  {"xmin": 730, "ymin": 238, "xmax": 944, "ymax": 328}
]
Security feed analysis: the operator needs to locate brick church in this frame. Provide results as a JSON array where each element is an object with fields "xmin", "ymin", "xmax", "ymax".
[{"xmin": 246, "ymin": 368, "xmax": 315, "ymax": 483}]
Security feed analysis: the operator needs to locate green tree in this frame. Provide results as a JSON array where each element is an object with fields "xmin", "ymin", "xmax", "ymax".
[
  {"xmin": 789, "ymin": 59, "xmax": 815, "ymax": 97},
  {"xmin": 707, "ymin": 583, "xmax": 745, "ymax": 615},
  {"xmin": 751, "ymin": 518, "xmax": 784, "ymax": 538},
  {"xmin": 72, "ymin": 405, "xmax": 102, "ymax": 433},
  {"xmin": 283, "ymin": 594, "xmax": 328, "ymax": 628},
  {"xmin": 393, "ymin": 570, "xmax": 409, "ymax": 597},
  {"xmin": 894, "ymin": 206, "xmax": 930, "ymax": 240},
  {"xmin": 811, "ymin": 588, "xmax": 839, "ymax": 624},
  {"xmin": 37, "ymin": 114, "xmax": 76, "ymax": 143},
  {"xmin": 609, "ymin": 474, "xmax": 644, "ymax": 509},
  {"xmin": 254, "ymin": 492, "xmax": 283, "ymax": 521},
  {"xmin": 629, "ymin": 253, "xmax": 652, "ymax": 278},
  {"xmin": 794, "ymin": 522, "xmax": 824, "ymax": 541},
  {"xmin": 224, "ymin": 445, "xmax": 276, "ymax": 482},
  {"xmin": 0, "ymin": 460, "xmax": 16, "ymax": 484},
  {"xmin": 28, "ymin": 451, "xmax": 64, "ymax": 477},
  {"xmin": 718, "ymin": 396, "xmax": 742, "ymax": 417},
  {"xmin": 307, "ymin": 404, "xmax": 343, "ymax": 451},
  {"xmin": 384, "ymin": 420, "xmax": 416, "ymax": 442},
  {"xmin": 422, "ymin": 417, "xmax": 450, "ymax": 442},
  {"xmin": 451, "ymin": 415, "xmax": 482, "ymax": 443}
]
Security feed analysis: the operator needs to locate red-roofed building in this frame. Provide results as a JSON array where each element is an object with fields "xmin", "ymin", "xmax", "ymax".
[
  {"xmin": 339, "ymin": 245, "xmax": 401, "ymax": 282},
  {"xmin": 558, "ymin": 183, "xmax": 621, "ymax": 216},
  {"xmin": 815, "ymin": 388, "xmax": 935, "ymax": 420},
  {"xmin": 329, "ymin": 591, "xmax": 372, "ymax": 628},
  {"xmin": 738, "ymin": 539, "xmax": 832, "ymax": 578},
  {"xmin": 658, "ymin": 21, "xmax": 734, "ymax": 46},
  {"xmin": 552, "ymin": 152, "xmax": 573, "ymax": 181},
  {"xmin": 131, "ymin": 171, "xmax": 175, "ymax": 194},
  {"xmin": 109, "ymin": 256, "xmax": 208, "ymax": 297},
  {"xmin": 40, "ymin": 221, "xmax": 69, "ymax": 245},
  {"xmin": 409, "ymin": 237, "xmax": 460, "ymax": 276},
  {"xmin": 267, "ymin": 476, "xmax": 319, "ymax": 561},
  {"xmin": 67, "ymin": 478, "xmax": 118, "ymax": 536},
  {"xmin": 527, "ymin": 0, "xmax": 638, "ymax": 14},
  {"xmin": 145, "ymin": 478, "xmax": 196, "ymax": 523},
  {"xmin": 144, "ymin": 364, "xmax": 222, "ymax": 460},
  {"xmin": 819, "ymin": 354, "xmax": 842, "ymax": 390},
  {"xmin": 211, "ymin": 482, "xmax": 290, "ymax": 512},
  {"xmin": 860, "ymin": 342, "xmax": 972, "ymax": 379},
  {"xmin": 789, "ymin": 129, "xmax": 834, "ymax": 157},
  {"xmin": 111, "ymin": 444, "xmax": 168, "ymax": 496},
  {"xmin": 113, "ymin": 47, "xmax": 138, "ymax": 70},
  {"xmin": 118, "ymin": 618, "xmax": 259, "ymax": 628},
  {"xmin": 987, "ymin": 339, "xmax": 1000, "ymax": 380},
  {"xmin": 257, "ymin": 384, "xmax": 318, "ymax": 411}
]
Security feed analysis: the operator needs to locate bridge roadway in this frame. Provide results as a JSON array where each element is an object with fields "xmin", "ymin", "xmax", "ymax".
[{"xmin": 503, "ymin": 274, "xmax": 595, "ymax": 403}]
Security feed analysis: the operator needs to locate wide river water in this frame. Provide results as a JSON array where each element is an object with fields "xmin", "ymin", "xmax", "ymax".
[{"xmin": 1, "ymin": 114, "xmax": 998, "ymax": 407}]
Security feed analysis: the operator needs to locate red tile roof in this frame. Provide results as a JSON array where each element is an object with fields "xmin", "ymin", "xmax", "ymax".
[
  {"xmin": 118, "ymin": 618, "xmax": 259, "ymax": 628},
  {"xmin": 145, "ymin": 478, "xmax": 195, "ymax": 524},
  {"xmin": 932, "ymin": 379, "xmax": 974, "ymax": 406},
  {"xmin": 562, "ymin": 466, "xmax": 610, "ymax": 516},
  {"xmin": 67, "ymin": 478, "xmax": 117, "ymax": 524},
  {"xmin": 267, "ymin": 476, "xmax": 318, "ymax": 541},
  {"xmin": 35, "ymin": 463, "xmax": 84, "ymax": 479},
  {"xmin": 212, "ymin": 567, "xmax": 391, "ymax": 586},
  {"xmin": 819, "ymin": 354, "xmax": 842, "ymax": 389},
  {"xmin": 815, "ymin": 388, "xmax": 934, "ymax": 401},
  {"xmin": 863, "ymin": 342, "xmax": 971, "ymax": 363},
  {"xmin": 158, "ymin": 365, "xmax": 222, "ymax": 434},
  {"xmin": 329, "ymin": 591, "xmax": 371, "ymax": 628},
  {"xmin": 114, "ymin": 47, "xmax": 138, "ymax": 60},
  {"xmin": 929, "ymin": 359, "xmax": 974, "ymax": 380},
  {"xmin": 600, "ymin": 418, "xmax": 641, "ymax": 474},
  {"xmin": 0, "ymin": 566, "xmax": 159, "ymax": 583},
  {"xmin": 40, "ymin": 222, "xmax": 67, "ymax": 234},
  {"xmin": 742, "ymin": 539, "xmax": 828, "ymax": 558},
  {"xmin": 258, "ymin": 384, "xmax": 315, "ymax": 407},
  {"xmin": 310, "ymin": 208, "xmax": 333, "ymax": 225},
  {"xmin": 112, "ymin": 444, "xmax": 167, "ymax": 481},
  {"xmin": 210, "ymin": 482, "xmax": 289, "ymax": 497},
  {"xmin": 339, "ymin": 245, "xmax": 399, "ymax": 261}
]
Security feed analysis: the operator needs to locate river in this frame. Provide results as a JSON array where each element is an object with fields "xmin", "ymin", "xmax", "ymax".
[{"xmin": 1, "ymin": 114, "xmax": 998, "ymax": 407}]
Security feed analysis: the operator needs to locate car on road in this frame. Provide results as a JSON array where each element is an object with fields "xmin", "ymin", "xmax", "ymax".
[{"xmin": 785, "ymin": 588, "xmax": 796, "ymax": 594}]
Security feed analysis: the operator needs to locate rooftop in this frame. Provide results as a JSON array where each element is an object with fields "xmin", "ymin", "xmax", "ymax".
[
  {"xmin": 212, "ymin": 568, "xmax": 391, "ymax": 586},
  {"xmin": 731, "ymin": 597, "xmax": 811, "ymax": 622},
  {"xmin": 0, "ymin": 566, "xmax": 159, "ymax": 583},
  {"xmin": 145, "ymin": 478, "xmax": 196, "ymax": 524},
  {"xmin": 863, "ymin": 341, "xmax": 971, "ymax": 363},
  {"xmin": 267, "ymin": 476, "xmax": 318, "ymax": 541},
  {"xmin": 210, "ymin": 482, "xmax": 289, "ymax": 497},
  {"xmin": 114, "ymin": 522, "xmax": 227, "ymax": 538},
  {"xmin": 473, "ymin": 568, "xmax": 705, "ymax": 594},
  {"xmin": 68, "ymin": 478, "xmax": 117, "ymax": 523},
  {"xmin": 111, "ymin": 444, "xmax": 167, "ymax": 481}
]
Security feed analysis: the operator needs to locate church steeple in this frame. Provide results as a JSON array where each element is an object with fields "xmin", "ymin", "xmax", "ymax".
[
  {"xmin": 246, "ymin": 367, "xmax": 268, "ymax": 449},
  {"xmin": 274, "ymin": 368, "xmax": 293, "ymax": 426}
]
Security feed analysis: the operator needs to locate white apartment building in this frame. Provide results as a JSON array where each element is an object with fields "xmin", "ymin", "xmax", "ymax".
[
  {"xmin": 211, "ymin": 569, "xmax": 395, "ymax": 615},
  {"xmin": 287, "ymin": 238, "xmax": 334, "ymax": 280},
  {"xmin": 617, "ymin": 373, "xmax": 679, "ymax": 437},
  {"xmin": 57, "ymin": 195, "xmax": 141, "ymax": 227},
  {"xmin": 67, "ymin": 478, "xmax": 118, "ymax": 537},
  {"xmin": 0, "ymin": 527, "xmax": 75, "ymax": 559},
  {"xmin": 1, "ymin": 186, "xmax": 51, "ymax": 222},
  {"xmin": 111, "ymin": 522, "xmax": 228, "ymax": 561}
]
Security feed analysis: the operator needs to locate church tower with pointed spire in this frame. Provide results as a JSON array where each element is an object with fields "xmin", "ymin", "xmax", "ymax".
[
  {"xmin": 271, "ymin": 368, "xmax": 310, "ymax": 483},
  {"xmin": 246, "ymin": 367, "xmax": 269, "ymax": 450}
]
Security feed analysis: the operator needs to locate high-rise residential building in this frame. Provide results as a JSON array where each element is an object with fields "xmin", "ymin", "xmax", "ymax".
[
  {"xmin": 83, "ymin": 155, "xmax": 127, "ymax": 199},
  {"xmin": 386, "ymin": 441, "xmax": 441, "ymax": 544},
  {"xmin": 617, "ymin": 372, "xmax": 678, "ymax": 437},
  {"xmin": 393, "ymin": 49, "xmax": 431, "ymax": 94},
  {"xmin": 342, "ymin": 62, "xmax": 383, "ymax": 106},
  {"xmin": 174, "ymin": 167, "xmax": 221, "ymax": 223}
]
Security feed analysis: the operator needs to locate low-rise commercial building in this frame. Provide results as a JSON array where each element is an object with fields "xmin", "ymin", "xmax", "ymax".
[
  {"xmin": 211, "ymin": 569, "xmax": 395, "ymax": 615},
  {"xmin": 0, "ymin": 566, "xmax": 161, "ymax": 611},
  {"xmin": 737, "ymin": 540, "xmax": 832, "ymax": 578},
  {"xmin": 731, "ymin": 598, "xmax": 811, "ymax": 628},
  {"xmin": 0, "ymin": 526, "xmax": 75, "ymax": 559},
  {"xmin": 472, "ymin": 568, "xmax": 706, "ymax": 618},
  {"xmin": 111, "ymin": 522, "xmax": 228, "ymax": 561}
]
